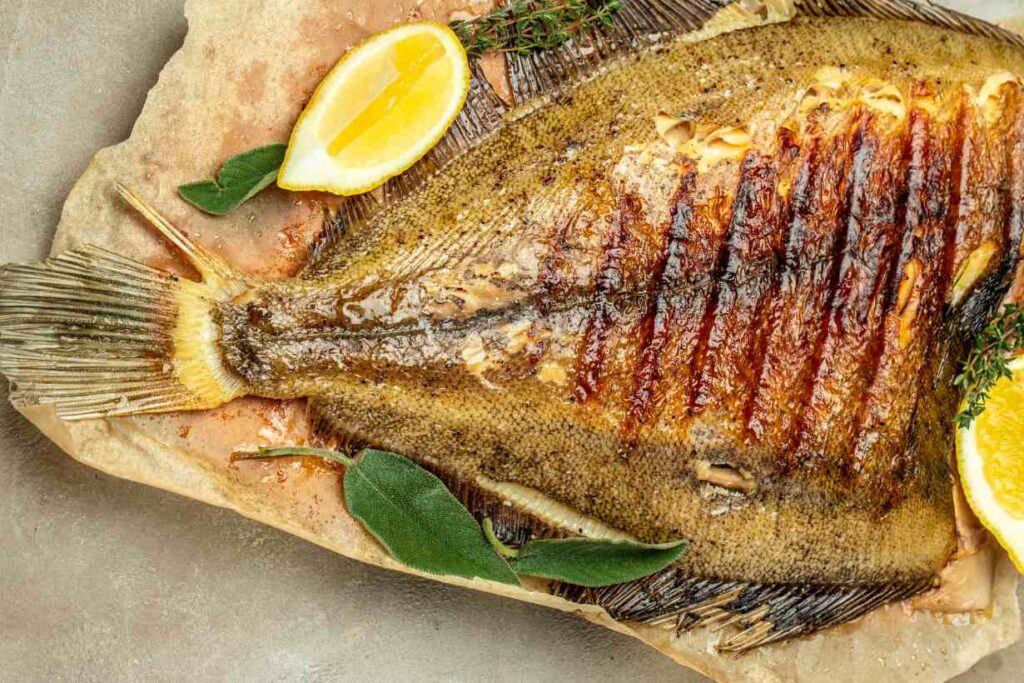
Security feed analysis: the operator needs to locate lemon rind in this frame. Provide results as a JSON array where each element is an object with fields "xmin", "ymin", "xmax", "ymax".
[
  {"xmin": 956, "ymin": 357, "xmax": 1024, "ymax": 573},
  {"xmin": 277, "ymin": 20, "xmax": 471, "ymax": 196}
]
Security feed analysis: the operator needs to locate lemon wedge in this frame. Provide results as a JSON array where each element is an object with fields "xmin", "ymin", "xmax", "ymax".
[
  {"xmin": 278, "ymin": 21, "xmax": 470, "ymax": 195},
  {"xmin": 957, "ymin": 356, "xmax": 1024, "ymax": 572}
]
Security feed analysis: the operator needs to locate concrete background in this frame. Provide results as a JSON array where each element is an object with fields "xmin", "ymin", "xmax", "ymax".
[{"xmin": 0, "ymin": 1, "xmax": 1022, "ymax": 681}]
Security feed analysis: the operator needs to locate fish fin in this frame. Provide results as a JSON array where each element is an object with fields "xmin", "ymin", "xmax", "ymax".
[
  {"xmin": 555, "ymin": 572, "xmax": 933, "ymax": 653},
  {"xmin": 303, "ymin": 67, "xmax": 509, "ymax": 278},
  {"xmin": 504, "ymin": 0, "xmax": 1024, "ymax": 103},
  {"xmin": 795, "ymin": 0, "xmax": 1024, "ymax": 48},
  {"xmin": 503, "ymin": 0, "xmax": 778, "ymax": 103},
  {"xmin": 308, "ymin": 397, "xmax": 367, "ymax": 453},
  {"xmin": 306, "ymin": 398, "xmax": 932, "ymax": 651},
  {"xmin": 115, "ymin": 183, "xmax": 237, "ymax": 285},
  {"xmin": 0, "ymin": 188, "xmax": 250, "ymax": 420}
]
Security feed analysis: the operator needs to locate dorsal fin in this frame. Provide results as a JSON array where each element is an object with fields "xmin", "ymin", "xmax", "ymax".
[
  {"xmin": 504, "ymin": 0, "xmax": 736, "ymax": 102},
  {"xmin": 794, "ymin": 0, "xmax": 1024, "ymax": 48},
  {"xmin": 505, "ymin": 0, "xmax": 1024, "ymax": 100},
  {"xmin": 304, "ymin": 62, "xmax": 511, "ymax": 276}
]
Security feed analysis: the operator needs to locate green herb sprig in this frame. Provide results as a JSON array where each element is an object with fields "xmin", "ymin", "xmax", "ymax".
[
  {"xmin": 451, "ymin": 0, "xmax": 623, "ymax": 57},
  {"xmin": 178, "ymin": 144, "xmax": 287, "ymax": 216},
  {"xmin": 236, "ymin": 447, "xmax": 688, "ymax": 587},
  {"xmin": 954, "ymin": 304, "xmax": 1024, "ymax": 429}
]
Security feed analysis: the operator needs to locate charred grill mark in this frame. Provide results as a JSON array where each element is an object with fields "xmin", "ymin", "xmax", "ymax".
[
  {"xmin": 950, "ymin": 103, "xmax": 1010, "ymax": 289},
  {"xmin": 947, "ymin": 103, "xmax": 975, "ymax": 285},
  {"xmin": 745, "ymin": 116, "xmax": 860, "ymax": 466},
  {"xmin": 686, "ymin": 152, "xmax": 760, "ymax": 417},
  {"xmin": 797, "ymin": 114, "xmax": 909, "ymax": 471},
  {"xmin": 1010, "ymin": 86, "xmax": 1024, "ymax": 260},
  {"xmin": 791, "ymin": 114, "xmax": 868, "ymax": 459},
  {"xmin": 1003, "ymin": 87, "xmax": 1019, "ymax": 262},
  {"xmin": 997, "ymin": 91, "xmax": 1019, "ymax": 263},
  {"xmin": 844, "ymin": 102, "xmax": 920, "ymax": 467},
  {"xmin": 899, "ymin": 110, "xmax": 967, "ymax": 491},
  {"xmin": 536, "ymin": 197, "xmax": 583, "ymax": 313},
  {"xmin": 970, "ymin": 83, "xmax": 1022, "ymax": 296},
  {"xmin": 628, "ymin": 190, "xmax": 733, "ymax": 430},
  {"xmin": 573, "ymin": 193, "xmax": 643, "ymax": 402},
  {"xmin": 851, "ymin": 97, "xmax": 966, "ymax": 493},
  {"xmin": 744, "ymin": 136, "xmax": 819, "ymax": 439},
  {"xmin": 690, "ymin": 134, "xmax": 801, "ymax": 425},
  {"xmin": 625, "ymin": 167, "xmax": 698, "ymax": 430},
  {"xmin": 739, "ymin": 131, "xmax": 802, "ymax": 432}
]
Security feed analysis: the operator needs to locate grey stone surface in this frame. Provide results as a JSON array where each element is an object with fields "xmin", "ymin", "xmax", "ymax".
[{"xmin": 0, "ymin": 1, "xmax": 1020, "ymax": 681}]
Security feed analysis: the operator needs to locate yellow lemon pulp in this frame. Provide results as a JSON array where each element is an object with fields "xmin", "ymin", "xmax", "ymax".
[
  {"xmin": 279, "ymin": 21, "xmax": 469, "ymax": 195},
  {"xmin": 958, "ymin": 356, "xmax": 1024, "ymax": 572},
  {"xmin": 974, "ymin": 368, "xmax": 1024, "ymax": 518}
]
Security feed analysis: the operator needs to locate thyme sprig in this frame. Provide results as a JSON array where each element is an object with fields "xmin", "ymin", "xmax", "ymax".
[
  {"xmin": 451, "ymin": 0, "xmax": 623, "ymax": 57},
  {"xmin": 954, "ymin": 304, "xmax": 1024, "ymax": 429}
]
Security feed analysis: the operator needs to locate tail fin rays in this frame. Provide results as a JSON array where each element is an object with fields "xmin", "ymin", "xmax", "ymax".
[
  {"xmin": 115, "ymin": 183, "xmax": 236, "ymax": 283},
  {"xmin": 0, "ymin": 187, "xmax": 248, "ymax": 420}
]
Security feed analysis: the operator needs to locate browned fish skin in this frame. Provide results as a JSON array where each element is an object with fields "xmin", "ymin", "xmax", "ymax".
[{"xmin": 213, "ymin": 19, "xmax": 1024, "ymax": 593}]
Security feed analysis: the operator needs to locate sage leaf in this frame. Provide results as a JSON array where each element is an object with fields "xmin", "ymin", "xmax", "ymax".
[
  {"xmin": 344, "ymin": 450, "xmax": 520, "ymax": 586},
  {"xmin": 178, "ymin": 143, "xmax": 287, "ymax": 215},
  {"xmin": 509, "ymin": 537, "xmax": 688, "ymax": 587}
]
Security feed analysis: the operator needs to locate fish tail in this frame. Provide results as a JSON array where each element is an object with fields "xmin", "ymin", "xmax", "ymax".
[{"xmin": 0, "ymin": 185, "xmax": 249, "ymax": 419}]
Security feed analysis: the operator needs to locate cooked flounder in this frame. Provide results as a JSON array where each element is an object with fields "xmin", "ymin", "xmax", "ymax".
[{"xmin": 2, "ymin": 0, "xmax": 1023, "ymax": 652}]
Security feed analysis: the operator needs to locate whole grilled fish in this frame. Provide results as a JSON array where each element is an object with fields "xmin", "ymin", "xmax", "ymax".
[{"xmin": 3, "ymin": 0, "xmax": 1024, "ymax": 653}]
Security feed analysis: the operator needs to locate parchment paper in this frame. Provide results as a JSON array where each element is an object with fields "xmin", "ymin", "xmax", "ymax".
[{"xmin": 12, "ymin": 1, "xmax": 1022, "ymax": 680}]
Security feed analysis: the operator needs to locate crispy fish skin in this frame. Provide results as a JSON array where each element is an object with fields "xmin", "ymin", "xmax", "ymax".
[
  {"xmin": 2, "ymin": 15, "xmax": 1024, "ymax": 651},
  {"xmin": 211, "ymin": 20, "xmax": 1024, "ymax": 587}
]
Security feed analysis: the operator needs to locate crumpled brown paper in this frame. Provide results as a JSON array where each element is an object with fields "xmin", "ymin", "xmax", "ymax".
[{"xmin": 15, "ymin": 1, "xmax": 1021, "ymax": 680}]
